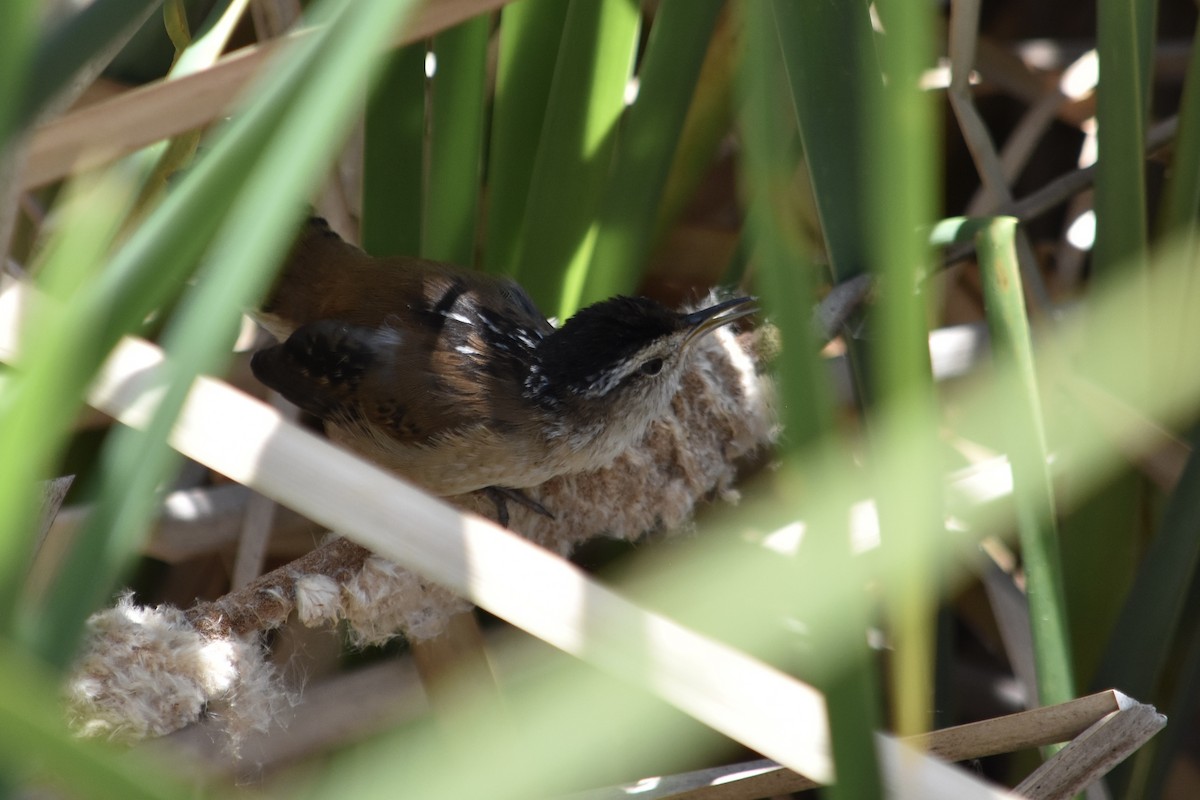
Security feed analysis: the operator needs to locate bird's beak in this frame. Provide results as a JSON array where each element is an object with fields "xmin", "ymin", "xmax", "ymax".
[{"xmin": 681, "ymin": 296, "xmax": 757, "ymax": 345}]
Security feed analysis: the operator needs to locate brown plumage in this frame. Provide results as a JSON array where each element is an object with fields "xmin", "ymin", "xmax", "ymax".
[
  {"xmin": 254, "ymin": 218, "xmax": 553, "ymax": 457},
  {"xmin": 251, "ymin": 217, "xmax": 754, "ymax": 498}
]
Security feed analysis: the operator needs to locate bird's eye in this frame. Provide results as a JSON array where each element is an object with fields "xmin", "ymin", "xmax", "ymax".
[{"xmin": 639, "ymin": 358, "xmax": 664, "ymax": 376}]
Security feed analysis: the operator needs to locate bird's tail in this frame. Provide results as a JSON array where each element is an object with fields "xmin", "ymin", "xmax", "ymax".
[{"xmin": 255, "ymin": 216, "xmax": 367, "ymax": 340}]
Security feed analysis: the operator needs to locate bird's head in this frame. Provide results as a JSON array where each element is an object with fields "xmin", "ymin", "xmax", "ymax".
[{"xmin": 529, "ymin": 295, "xmax": 756, "ymax": 427}]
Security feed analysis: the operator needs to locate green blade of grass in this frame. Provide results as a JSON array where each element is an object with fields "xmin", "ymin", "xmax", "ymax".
[
  {"xmin": 1102, "ymin": 429, "xmax": 1198, "ymax": 798},
  {"xmin": 1093, "ymin": 0, "xmax": 1153, "ymax": 404},
  {"xmin": 1143, "ymin": 475, "xmax": 1200, "ymax": 797},
  {"xmin": 769, "ymin": 0, "xmax": 874, "ymax": 446},
  {"xmin": 17, "ymin": 0, "xmax": 161, "ymax": 129},
  {"xmin": 653, "ymin": 8, "xmax": 736, "ymax": 254},
  {"xmin": 929, "ymin": 215, "xmax": 993, "ymax": 247},
  {"xmin": 771, "ymin": 0, "xmax": 872, "ymax": 284},
  {"xmin": 483, "ymin": 0, "xmax": 569, "ymax": 275},
  {"xmin": 581, "ymin": 0, "xmax": 722, "ymax": 303},
  {"xmin": 1094, "ymin": 0, "xmax": 1152, "ymax": 283},
  {"xmin": 742, "ymin": 5, "xmax": 881, "ymax": 797},
  {"xmin": 740, "ymin": 9, "xmax": 835, "ymax": 449},
  {"xmin": 1058, "ymin": 466, "xmax": 1141, "ymax": 687},
  {"xmin": 1091, "ymin": 434, "xmax": 1200, "ymax": 700},
  {"xmin": 976, "ymin": 217, "xmax": 1075, "ymax": 710},
  {"xmin": 1057, "ymin": 0, "xmax": 1161, "ymax": 696},
  {"xmin": 132, "ymin": 0, "xmax": 252, "ymax": 214},
  {"xmin": 0, "ymin": 0, "xmax": 37, "ymax": 147},
  {"xmin": 509, "ymin": 0, "xmax": 640, "ymax": 317},
  {"xmin": 14, "ymin": 7, "xmax": 332, "ymax": 659},
  {"xmin": 774, "ymin": 0, "xmax": 943, "ymax": 760},
  {"xmin": 861, "ymin": 0, "xmax": 942, "ymax": 740},
  {"xmin": 362, "ymin": 43, "xmax": 426, "ymax": 257},
  {"xmin": 0, "ymin": 7, "xmax": 358, "ymax": 606},
  {"xmin": 0, "ymin": 175, "xmax": 140, "ymax": 634},
  {"xmin": 1153, "ymin": 15, "xmax": 1200, "ymax": 405},
  {"xmin": 1133, "ymin": 0, "xmax": 1158, "ymax": 112},
  {"xmin": 168, "ymin": 0, "xmax": 254, "ymax": 74},
  {"xmin": 1069, "ymin": 12, "xmax": 1159, "ymax": 772},
  {"xmin": 424, "ymin": 15, "xmax": 490, "ymax": 265},
  {"xmin": 1158, "ymin": 15, "xmax": 1200, "ymax": 243}
]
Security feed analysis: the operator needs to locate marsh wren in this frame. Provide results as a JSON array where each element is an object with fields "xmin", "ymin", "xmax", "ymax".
[{"xmin": 251, "ymin": 218, "xmax": 754, "ymax": 512}]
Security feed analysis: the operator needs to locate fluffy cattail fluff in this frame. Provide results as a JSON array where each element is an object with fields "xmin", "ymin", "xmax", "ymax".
[
  {"xmin": 66, "ymin": 308, "xmax": 776, "ymax": 745},
  {"xmin": 66, "ymin": 594, "xmax": 289, "ymax": 749}
]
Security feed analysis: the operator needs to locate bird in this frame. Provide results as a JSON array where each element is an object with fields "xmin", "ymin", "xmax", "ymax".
[{"xmin": 250, "ymin": 217, "xmax": 755, "ymax": 521}]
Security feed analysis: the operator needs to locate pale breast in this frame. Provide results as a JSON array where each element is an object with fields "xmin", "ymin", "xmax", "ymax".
[{"xmin": 324, "ymin": 418, "xmax": 579, "ymax": 495}]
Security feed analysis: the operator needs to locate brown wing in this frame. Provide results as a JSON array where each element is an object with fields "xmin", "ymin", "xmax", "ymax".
[
  {"xmin": 252, "ymin": 217, "xmax": 554, "ymax": 444},
  {"xmin": 258, "ymin": 216, "xmax": 549, "ymax": 339},
  {"xmin": 253, "ymin": 300, "xmax": 552, "ymax": 447},
  {"xmin": 250, "ymin": 319, "xmax": 454, "ymax": 444}
]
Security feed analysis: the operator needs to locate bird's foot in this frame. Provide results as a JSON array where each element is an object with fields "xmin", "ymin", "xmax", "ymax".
[{"xmin": 483, "ymin": 486, "xmax": 554, "ymax": 528}]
